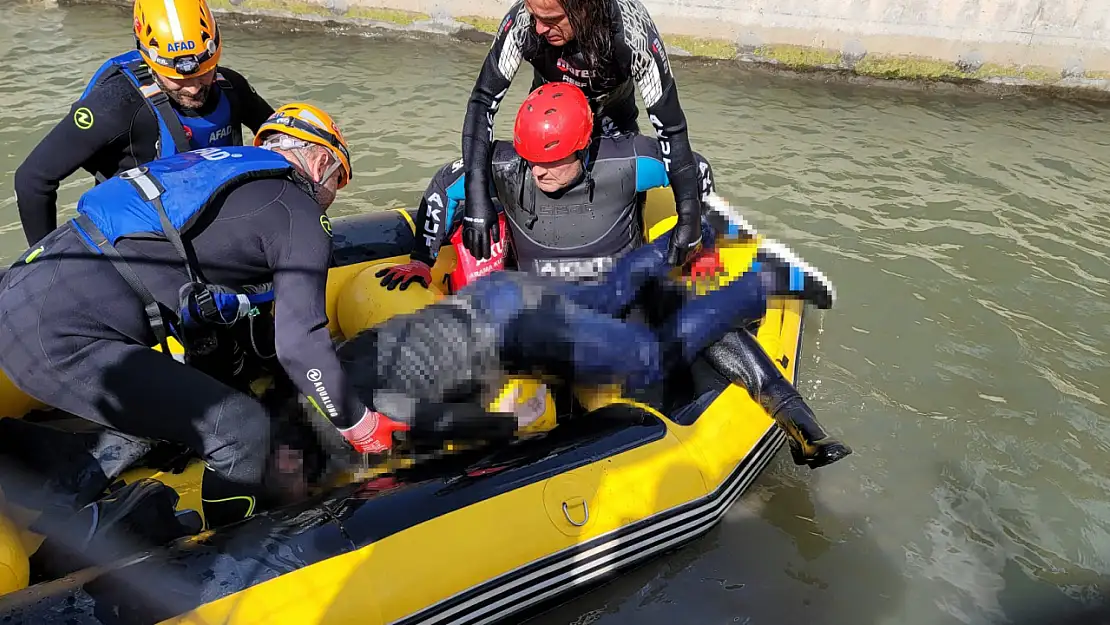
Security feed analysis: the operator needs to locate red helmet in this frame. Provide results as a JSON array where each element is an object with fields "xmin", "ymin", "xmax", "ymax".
[{"xmin": 513, "ymin": 82, "xmax": 594, "ymax": 163}]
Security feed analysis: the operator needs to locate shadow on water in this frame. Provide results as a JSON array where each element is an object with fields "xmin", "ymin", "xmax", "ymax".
[
  {"xmin": 925, "ymin": 460, "xmax": 1110, "ymax": 625},
  {"xmin": 519, "ymin": 459, "xmax": 904, "ymax": 625}
]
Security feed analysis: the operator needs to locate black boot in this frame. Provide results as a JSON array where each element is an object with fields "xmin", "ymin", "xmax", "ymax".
[
  {"xmin": 30, "ymin": 478, "xmax": 194, "ymax": 581},
  {"xmin": 704, "ymin": 329, "xmax": 852, "ymax": 469}
]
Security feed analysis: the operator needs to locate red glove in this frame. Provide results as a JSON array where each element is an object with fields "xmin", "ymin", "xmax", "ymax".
[
  {"xmin": 339, "ymin": 409, "xmax": 410, "ymax": 454},
  {"xmin": 687, "ymin": 248, "xmax": 724, "ymax": 281},
  {"xmin": 376, "ymin": 261, "xmax": 432, "ymax": 291}
]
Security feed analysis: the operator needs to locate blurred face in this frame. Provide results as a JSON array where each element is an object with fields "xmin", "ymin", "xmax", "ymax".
[
  {"xmin": 155, "ymin": 68, "xmax": 217, "ymax": 109},
  {"xmin": 525, "ymin": 0, "xmax": 574, "ymax": 46},
  {"xmin": 530, "ymin": 153, "xmax": 582, "ymax": 193}
]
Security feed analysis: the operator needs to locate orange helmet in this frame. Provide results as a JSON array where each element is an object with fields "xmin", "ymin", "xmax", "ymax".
[
  {"xmin": 254, "ymin": 103, "xmax": 353, "ymax": 189},
  {"xmin": 133, "ymin": 0, "xmax": 222, "ymax": 79}
]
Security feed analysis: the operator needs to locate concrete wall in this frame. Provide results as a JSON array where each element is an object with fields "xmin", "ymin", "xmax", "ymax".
[
  {"xmin": 641, "ymin": 0, "xmax": 1110, "ymax": 73},
  {"xmin": 134, "ymin": 0, "xmax": 1110, "ymax": 93}
]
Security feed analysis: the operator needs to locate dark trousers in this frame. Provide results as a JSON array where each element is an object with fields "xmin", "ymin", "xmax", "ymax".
[{"xmin": 497, "ymin": 229, "xmax": 768, "ymax": 391}]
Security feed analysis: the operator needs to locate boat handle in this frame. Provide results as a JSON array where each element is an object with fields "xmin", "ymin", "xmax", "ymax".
[{"xmin": 562, "ymin": 500, "xmax": 589, "ymax": 527}]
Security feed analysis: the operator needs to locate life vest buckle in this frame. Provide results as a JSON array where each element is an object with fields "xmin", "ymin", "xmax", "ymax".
[{"xmin": 192, "ymin": 285, "xmax": 220, "ymax": 322}]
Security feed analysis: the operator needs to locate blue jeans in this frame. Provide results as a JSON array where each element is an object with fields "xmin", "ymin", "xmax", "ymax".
[{"xmin": 493, "ymin": 227, "xmax": 768, "ymax": 391}]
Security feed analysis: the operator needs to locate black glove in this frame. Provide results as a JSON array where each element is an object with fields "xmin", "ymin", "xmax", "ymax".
[
  {"xmin": 461, "ymin": 176, "xmax": 500, "ymax": 260},
  {"xmin": 666, "ymin": 199, "xmax": 705, "ymax": 266}
]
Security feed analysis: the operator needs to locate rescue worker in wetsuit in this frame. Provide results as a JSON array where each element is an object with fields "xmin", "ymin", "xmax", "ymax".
[
  {"xmin": 13, "ymin": 0, "xmax": 275, "ymax": 247},
  {"xmin": 459, "ymin": 0, "xmax": 706, "ymax": 271},
  {"xmin": 0, "ymin": 104, "xmax": 372, "ymax": 563},
  {"xmin": 338, "ymin": 220, "xmax": 819, "ymax": 456},
  {"xmin": 379, "ymin": 83, "xmax": 852, "ymax": 469},
  {"xmin": 383, "ymin": 82, "xmax": 718, "ymax": 287}
]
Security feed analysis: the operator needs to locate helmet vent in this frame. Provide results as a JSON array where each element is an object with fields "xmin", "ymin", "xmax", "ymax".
[
  {"xmin": 201, "ymin": 31, "xmax": 211, "ymax": 42},
  {"xmin": 544, "ymin": 140, "xmax": 560, "ymax": 150},
  {"xmin": 552, "ymin": 91, "xmax": 564, "ymax": 99},
  {"xmin": 200, "ymin": 17, "xmax": 209, "ymax": 29},
  {"xmin": 145, "ymin": 25, "xmax": 152, "ymax": 36},
  {"xmin": 544, "ymin": 107, "xmax": 557, "ymax": 115},
  {"xmin": 148, "ymin": 37, "xmax": 159, "ymax": 48}
]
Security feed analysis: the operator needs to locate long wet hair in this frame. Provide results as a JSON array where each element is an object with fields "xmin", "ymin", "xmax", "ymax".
[{"xmin": 525, "ymin": 0, "xmax": 614, "ymax": 72}]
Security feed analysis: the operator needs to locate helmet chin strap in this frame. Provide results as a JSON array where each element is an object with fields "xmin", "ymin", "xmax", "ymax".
[
  {"xmin": 290, "ymin": 150, "xmax": 317, "ymax": 182},
  {"xmin": 292, "ymin": 149, "xmax": 342, "ymax": 193}
]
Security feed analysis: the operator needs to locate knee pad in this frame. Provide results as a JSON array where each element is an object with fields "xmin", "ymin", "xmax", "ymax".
[{"xmin": 200, "ymin": 394, "xmax": 271, "ymax": 488}]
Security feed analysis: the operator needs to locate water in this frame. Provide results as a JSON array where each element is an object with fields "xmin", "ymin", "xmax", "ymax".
[{"xmin": 3, "ymin": 4, "xmax": 1110, "ymax": 624}]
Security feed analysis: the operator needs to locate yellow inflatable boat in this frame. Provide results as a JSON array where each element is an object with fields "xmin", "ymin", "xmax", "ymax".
[{"xmin": 0, "ymin": 189, "xmax": 808, "ymax": 624}]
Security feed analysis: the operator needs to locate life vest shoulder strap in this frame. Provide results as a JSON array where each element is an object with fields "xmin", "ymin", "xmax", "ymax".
[
  {"xmin": 71, "ymin": 215, "xmax": 177, "ymax": 358},
  {"xmin": 122, "ymin": 60, "xmax": 193, "ymax": 157}
]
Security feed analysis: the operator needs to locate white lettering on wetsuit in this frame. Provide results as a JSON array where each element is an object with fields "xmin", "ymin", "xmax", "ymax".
[
  {"xmin": 423, "ymin": 193, "xmax": 444, "ymax": 251},
  {"xmin": 649, "ymin": 114, "xmax": 671, "ymax": 171},
  {"xmin": 486, "ymin": 87, "xmax": 509, "ymax": 142},
  {"xmin": 698, "ymin": 160, "xmax": 713, "ymax": 201},
  {"xmin": 556, "ymin": 58, "xmax": 592, "ymax": 78},
  {"xmin": 651, "ymin": 37, "xmax": 671, "ymax": 75},
  {"xmin": 534, "ymin": 257, "xmax": 615, "ymax": 281},
  {"xmin": 306, "ymin": 368, "xmax": 338, "ymax": 419}
]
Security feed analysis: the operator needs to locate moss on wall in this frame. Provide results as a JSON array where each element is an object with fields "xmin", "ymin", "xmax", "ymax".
[
  {"xmin": 207, "ymin": 0, "xmax": 429, "ymax": 24},
  {"xmin": 753, "ymin": 43, "xmax": 842, "ymax": 68},
  {"xmin": 852, "ymin": 54, "xmax": 970, "ymax": 80},
  {"xmin": 970, "ymin": 63, "xmax": 1050, "ymax": 81},
  {"xmin": 666, "ymin": 35, "xmax": 736, "ymax": 59},
  {"xmin": 208, "ymin": 0, "xmax": 331, "ymax": 16},
  {"xmin": 455, "ymin": 15, "xmax": 499, "ymax": 33},
  {"xmin": 345, "ymin": 6, "xmax": 428, "ymax": 24}
]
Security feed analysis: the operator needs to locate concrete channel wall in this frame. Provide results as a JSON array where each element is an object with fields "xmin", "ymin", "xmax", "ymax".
[{"xmin": 62, "ymin": 0, "xmax": 1110, "ymax": 98}]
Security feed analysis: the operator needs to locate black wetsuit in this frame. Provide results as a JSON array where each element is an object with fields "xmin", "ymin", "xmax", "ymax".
[
  {"xmin": 412, "ymin": 134, "xmax": 716, "ymax": 282},
  {"xmin": 0, "ymin": 173, "xmax": 361, "ymax": 521},
  {"xmin": 460, "ymin": 0, "xmax": 704, "ymax": 264},
  {"xmin": 13, "ymin": 66, "xmax": 273, "ymax": 246}
]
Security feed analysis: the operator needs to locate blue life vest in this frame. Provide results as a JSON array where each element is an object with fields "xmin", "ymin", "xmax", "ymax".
[
  {"xmin": 70, "ymin": 145, "xmax": 292, "ymax": 355},
  {"xmin": 81, "ymin": 50, "xmax": 243, "ymax": 162},
  {"xmin": 179, "ymin": 90, "xmax": 237, "ymax": 150}
]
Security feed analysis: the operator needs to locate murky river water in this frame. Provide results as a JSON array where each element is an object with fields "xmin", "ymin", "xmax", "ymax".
[{"xmin": 3, "ymin": 3, "xmax": 1110, "ymax": 624}]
